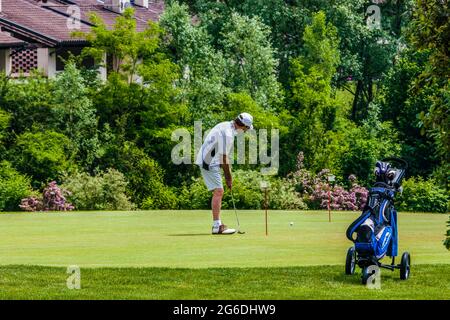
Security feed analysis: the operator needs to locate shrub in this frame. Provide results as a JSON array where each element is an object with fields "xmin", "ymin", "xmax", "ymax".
[
  {"xmin": 221, "ymin": 170, "xmax": 265, "ymax": 210},
  {"xmin": 0, "ymin": 161, "xmax": 34, "ymax": 211},
  {"xmin": 0, "ymin": 109, "xmax": 10, "ymax": 141},
  {"xmin": 287, "ymin": 154, "xmax": 368, "ymax": 211},
  {"xmin": 13, "ymin": 130, "xmax": 75, "ymax": 186},
  {"xmin": 269, "ymin": 178, "xmax": 307, "ymax": 210},
  {"xmin": 178, "ymin": 177, "xmax": 213, "ymax": 210},
  {"xmin": 103, "ymin": 142, "xmax": 177, "ymax": 209},
  {"xmin": 178, "ymin": 169, "xmax": 306, "ymax": 210},
  {"xmin": 396, "ymin": 177, "xmax": 449, "ymax": 213},
  {"xmin": 20, "ymin": 181, "xmax": 74, "ymax": 212},
  {"xmin": 61, "ymin": 169, "xmax": 133, "ymax": 211}
]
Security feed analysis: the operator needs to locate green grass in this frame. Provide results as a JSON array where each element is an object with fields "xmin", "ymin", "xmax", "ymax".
[
  {"xmin": 0, "ymin": 210, "xmax": 448, "ymax": 299},
  {"xmin": 0, "ymin": 264, "xmax": 449, "ymax": 299}
]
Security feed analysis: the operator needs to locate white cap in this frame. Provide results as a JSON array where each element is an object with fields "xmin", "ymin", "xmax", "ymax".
[{"xmin": 237, "ymin": 112, "xmax": 254, "ymax": 130}]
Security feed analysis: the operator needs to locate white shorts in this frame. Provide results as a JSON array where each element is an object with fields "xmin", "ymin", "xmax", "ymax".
[{"xmin": 200, "ymin": 166, "xmax": 223, "ymax": 191}]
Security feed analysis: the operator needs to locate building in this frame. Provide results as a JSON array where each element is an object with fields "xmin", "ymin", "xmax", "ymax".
[{"xmin": 0, "ymin": 0, "xmax": 164, "ymax": 79}]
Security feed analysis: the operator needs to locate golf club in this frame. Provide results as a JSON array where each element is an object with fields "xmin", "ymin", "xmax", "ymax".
[{"xmin": 231, "ymin": 189, "xmax": 245, "ymax": 234}]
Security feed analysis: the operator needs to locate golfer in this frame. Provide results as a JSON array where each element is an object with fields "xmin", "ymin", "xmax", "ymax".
[{"xmin": 196, "ymin": 113, "xmax": 254, "ymax": 234}]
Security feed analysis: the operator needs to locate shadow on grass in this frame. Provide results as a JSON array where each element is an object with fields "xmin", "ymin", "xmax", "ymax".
[{"xmin": 168, "ymin": 233, "xmax": 212, "ymax": 236}]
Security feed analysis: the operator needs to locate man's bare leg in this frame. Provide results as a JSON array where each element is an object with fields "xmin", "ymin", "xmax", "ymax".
[{"xmin": 212, "ymin": 188, "xmax": 224, "ymax": 221}]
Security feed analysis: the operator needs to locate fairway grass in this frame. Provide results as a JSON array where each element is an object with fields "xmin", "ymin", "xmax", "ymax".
[
  {"xmin": 0, "ymin": 211, "xmax": 448, "ymax": 299},
  {"xmin": 0, "ymin": 211, "xmax": 448, "ymax": 267},
  {"xmin": 0, "ymin": 264, "xmax": 449, "ymax": 299}
]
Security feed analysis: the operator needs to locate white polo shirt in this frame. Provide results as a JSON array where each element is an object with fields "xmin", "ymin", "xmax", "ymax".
[{"xmin": 196, "ymin": 121, "xmax": 237, "ymax": 169}]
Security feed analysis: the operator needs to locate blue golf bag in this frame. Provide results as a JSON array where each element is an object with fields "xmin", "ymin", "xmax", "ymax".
[
  {"xmin": 346, "ymin": 187, "xmax": 398, "ymax": 261},
  {"xmin": 345, "ymin": 157, "xmax": 411, "ymax": 283}
]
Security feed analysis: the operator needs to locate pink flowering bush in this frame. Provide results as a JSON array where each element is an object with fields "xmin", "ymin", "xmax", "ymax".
[
  {"xmin": 20, "ymin": 181, "xmax": 74, "ymax": 212},
  {"xmin": 287, "ymin": 152, "xmax": 368, "ymax": 211},
  {"xmin": 19, "ymin": 196, "xmax": 43, "ymax": 212}
]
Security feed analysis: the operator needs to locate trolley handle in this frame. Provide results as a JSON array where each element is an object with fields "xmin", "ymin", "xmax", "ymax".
[{"xmin": 381, "ymin": 157, "xmax": 408, "ymax": 170}]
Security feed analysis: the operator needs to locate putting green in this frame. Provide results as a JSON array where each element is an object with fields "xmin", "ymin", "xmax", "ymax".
[{"xmin": 0, "ymin": 211, "xmax": 448, "ymax": 268}]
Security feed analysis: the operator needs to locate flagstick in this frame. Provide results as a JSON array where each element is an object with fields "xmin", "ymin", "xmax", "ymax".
[{"xmin": 265, "ymin": 188, "xmax": 268, "ymax": 236}]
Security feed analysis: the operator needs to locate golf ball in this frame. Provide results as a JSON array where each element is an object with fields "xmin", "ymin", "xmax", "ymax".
[{"xmin": 290, "ymin": 222, "xmax": 294, "ymax": 226}]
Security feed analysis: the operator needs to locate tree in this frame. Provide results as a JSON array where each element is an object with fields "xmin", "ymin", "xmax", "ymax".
[
  {"xmin": 13, "ymin": 131, "xmax": 75, "ymax": 187},
  {"xmin": 328, "ymin": 0, "xmax": 412, "ymax": 122},
  {"xmin": 52, "ymin": 62, "xmax": 100, "ymax": 171},
  {"xmin": 338, "ymin": 103, "xmax": 401, "ymax": 185},
  {"xmin": 286, "ymin": 11, "xmax": 340, "ymax": 171},
  {"xmin": 75, "ymin": 8, "xmax": 161, "ymax": 83},
  {"xmin": 0, "ymin": 109, "xmax": 10, "ymax": 160},
  {"xmin": 78, "ymin": 7, "xmax": 188, "ymax": 184},
  {"xmin": 409, "ymin": 0, "xmax": 449, "ymax": 186},
  {"xmin": 1, "ymin": 73, "xmax": 54, "ymax": 136},
  {"xmin": 380, "ymin": 49, "xmax": 440, "ymax": 177},
  {"xmin": 219, "ymin": 12, "xmax": 282, "ymax": 109},
  {"xmin": 160, "ymin": 2, "xmax": 227, "ymax": 126}
]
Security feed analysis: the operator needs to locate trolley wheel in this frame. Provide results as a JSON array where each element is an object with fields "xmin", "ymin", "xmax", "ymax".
[
  {"xmin": 400, "ymin": 252, "xmax": 411, "ymax": 280},
  {"xmin": 361, "ymin": 265, "xmax": 378, "ymax": 285},
  {"xmin": 361, "ymin": 267, "xmax": 370, "ymax": 285},
  {"xmin": 345, "ymin": 246, "xmax": 356, "ymax": 275}
]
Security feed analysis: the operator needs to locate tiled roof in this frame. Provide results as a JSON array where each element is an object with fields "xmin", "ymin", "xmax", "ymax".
[
  {"xmin": 0, "ymin": 0, "xmax": 91, "ymax": 45},
  {"xmin": 0, "ymin": 31, "xmax": 25, "ymax": 47},
  {"xmin": 67, "ymin": 0, "xmax": 165, "ymax": 30},
  {"xmin": 0, "ymin": 0, "xmax": 165, "ymax": 47}
]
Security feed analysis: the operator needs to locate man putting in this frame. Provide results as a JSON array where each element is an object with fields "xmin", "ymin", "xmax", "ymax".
[{"xmin": 196, "ymin": 113, "xmax": 254, "ymax": 235}]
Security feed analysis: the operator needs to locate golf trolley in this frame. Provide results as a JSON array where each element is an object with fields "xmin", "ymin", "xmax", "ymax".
[{"xmin": 345, "ymin": 157, "xmax": 411, "ymax": 284}]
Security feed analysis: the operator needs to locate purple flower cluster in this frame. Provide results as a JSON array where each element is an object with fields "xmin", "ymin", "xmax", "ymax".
[
  {"xmin": 19, "ymin": 196, "xmax": 43, "ymax": 212},
  {"xmin": 312, "ymin": 183, "xmax": 368, "ymax": 211},
  {"xmin": 287, "ymin": 153, "xmax": 368, "ymax": 211},
  {"xmin": 20, "ymin": 181, "xmax": 74, "ymax": 212}
]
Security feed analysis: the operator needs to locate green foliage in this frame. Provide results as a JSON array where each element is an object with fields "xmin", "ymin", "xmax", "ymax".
[
  {"xmin": 178, "ymin": 176, "xmax": 211, "ymax": 210},
  {"xmin": 162, "ymin": 3, "xmax": 282, "ymax": 125},
  {"xmin": 79, "ymin": 8, "xmax": 187, "ymax": 185},
  {"xmin": 13, "ymin": 131, "xmax": 75, "ymax": 187},
  {"xmin": 76, "ymin": 8, "xmax": 161, "ymax": 81},
  {"xmin": 409, "ymin": 0, "xmax": 450, "ymax": 168},
  {"xmin": 179, "ymin": 169, "xmax": 305, "ymax": 210},
  {"xmin": 299, "ymin": 11, "xmax": 340, "ymax": 82},
  {"xmin": 1, "ymin": 74, "xmax": 54, "ymax": 135},
  {"xmin": 0, "ymin": 109, "xmax": 10, "ymax": 140},
  {"xmin": 62, "ymin": 169, "xmax": 133, "ymax": 211},
  {"xmin": 102, "ymin": 142, "xmax": 177, "ymax": 209},
  {"xmin": 331, "ymin": 104, "xmax": 401, "ymax": 185},
  {"xmin": 52, "ymin": 62, "xmax": 100, "ymax": 170},
  {"xmin": 286, "ymin": 11, "xmax": 340, "ymax": 172},
  {"xmin": 328, "ymin": 0, "xmax": 402, "ymax": 122},
  {"xmin": 397, "ymin": 177, "xmax": 449, "ymax": 213},
  {"xmin": 223, "ymin": 92, "xmax": 283, "ymax": 130},
  {"xmin": 0, "ymin": 161, "xmax": 34, "ymax": 211},
  {"xmin": 380, "ymin": 49, "xmax": 440, "ymax": 178},
  {"xmin": 267, "ymin": 178, "xmax": 307, "ymax": 210},
  {"xmin": 160, "ymin": 2, "xmax": 227, "ymax": 126},
  {"xmin": 445, "ymin": 216, "xmax": 450, "ymax": 250},
  {"xmin": 219, "ymin": 12, "xmax": 282, "ymax": 109},
  {"xmin": 0, "ymin": 109, "xmax": 10, "ymax": 158},
  {"xmin": 0, "ymin": 0, "xmax": 447, "ymax": 214}
]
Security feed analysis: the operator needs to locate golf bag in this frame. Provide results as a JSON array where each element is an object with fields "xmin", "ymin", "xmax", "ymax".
[{"xmin": 346, "ymin": 158, "xmax": 407, "ymax": 265}]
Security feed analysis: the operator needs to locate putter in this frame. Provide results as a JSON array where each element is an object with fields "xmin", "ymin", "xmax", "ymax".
[{"xmin": 231, "ymin": 189, "xmax": 245, "ymax": 234}]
